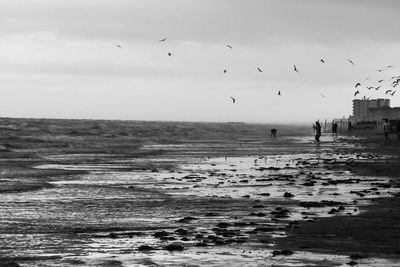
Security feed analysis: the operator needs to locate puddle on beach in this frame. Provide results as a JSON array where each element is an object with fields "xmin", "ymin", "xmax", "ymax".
[{"xmin": 1, "ymin": 136, "xmax": 399, "ymax": 266}]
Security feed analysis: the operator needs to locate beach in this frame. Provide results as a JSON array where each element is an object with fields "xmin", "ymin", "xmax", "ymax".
[{"xmin": 0, "ymin": 117, "xmax": 400, "ymax": 267}]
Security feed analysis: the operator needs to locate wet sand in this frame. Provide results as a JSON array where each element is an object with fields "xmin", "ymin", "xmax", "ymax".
[{"xmin": 0, "ymin": 118, "xmax": 400, "ymax": 267}]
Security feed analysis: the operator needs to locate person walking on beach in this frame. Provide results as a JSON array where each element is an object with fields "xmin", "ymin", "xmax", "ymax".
[
  {"xmin": 331, "ymin": 121, "xmax": 338, "ymax": 139},
  {"xmin": 270, "ymin": 128, "xmax": 277, "ymax": 138},
  {"xmin": 383, "ymin": 119, "xmax": 391, "ymax": 143},
  {"xmin": 315, "ymin": 121, "xmax": 321, "ymax": 143}
]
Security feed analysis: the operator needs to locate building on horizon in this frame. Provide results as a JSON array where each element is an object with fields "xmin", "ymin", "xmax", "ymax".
[{"xmin": 352, "ymin": 98, "xmax": 390, "ymax": 122}]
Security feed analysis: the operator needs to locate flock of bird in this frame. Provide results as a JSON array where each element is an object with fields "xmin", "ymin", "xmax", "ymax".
[
  {"xmin": 353, "ymin": 67, "xmax": 399, "ymax": 99},
  {"xmin": 116, "ymin": 39, "xmax": 398, "ymax": 104}
]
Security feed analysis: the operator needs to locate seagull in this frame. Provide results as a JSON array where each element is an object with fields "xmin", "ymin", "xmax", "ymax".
[
  {"xmin": 347, "ymin": 59, "xmax": 355, "ymax": 66},
  {"xmin": 168, "ymin": 52, "xmax": 172, "ymax": 56},
  {"xmin": 390, "ymin": 90, "xmax": 396, "ymax": 96},
  {"xmin": 227, "ymin": 45, "xmax": 233, "ymax": 49},
  {"xmin": 366, "ymin": 86, "xmax": 374, "ymax": 90},
  {"xmin": 355, "ymin": 83, "xmax": 361, "ymax": 88},
  {"xmin": 378, "ymin": 79, "xmax": 384, "ymax": 83},
  {"xmin": 230, "ymin": 97, "xmax": 236, "ymax": 103},
  {"xmin": 393, "ymin": 83, "xmax": 399, "ymax": 88},
  {"xmin": 375, "ymin": 86, "xmax": 381, "ymax": 90},
  {"xmin": 116, "ymin": 44, "xmax": 123, "ymax": 49},
  {"xmin": 293, "ymin": 65, "xmax": 299, "ymax": 73},
  {"xmin": 320, "ymin": 59, "xmax": 325, "ymax": 63},
  {"xmin": 354, "ymin": 90, "xmax": 360, "ymax": 97},
  {"xmin": 257, "ymin": 67, "xmax": 263, "ymax": 72},
  {"xmin": 278, "ymin": 91, "xmax": 281, "ymax": 96},
  {"xmin": 378, "ymin": 65, "xmax": 394, "ymax": 72},
  {"xmin": 159, "ymin": 38, "xmax": 167, "ymax": 42},
  {"xmin": 385, "ymin": 89, "xmax": 392, "ymax": 94}
]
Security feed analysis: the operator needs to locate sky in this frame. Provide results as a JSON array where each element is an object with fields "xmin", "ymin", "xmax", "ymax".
[{"xmin": 0, "ymin": 0, "xmax": 400, "ymax": 123}]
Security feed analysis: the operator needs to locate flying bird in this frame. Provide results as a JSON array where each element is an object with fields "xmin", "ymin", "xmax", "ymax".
[
  {"xmin": 320, "ymin": 59, "xmax": 325, "ymax": 63},
  {"xmin": 230, "ymin": 97, "xmax": 236, "ymax": 103},
  {"xmin": 224, "ymin": 69, "xmax": 227, "ymax": 74},
  {"xmin": 374, "ymin": 86, "xmax": 381, "ymax": 90},
  {"xmin": 354, "ymin": 90, "xmax": 360, "ymax": 97},
  {"xmin": 293, "ymin": 65, "xmax": 299, "ymax": 73},
  {"xmin": 366, "ymin": 86, "xmax": 374, "ymax": 90},
  {"xmin": 347, "ymin": 59, "xmax": 355, "ymax": 66},
  {"xmin": 116, "ymin": 44, "xmax": 123, "ymax": 49},
  {"xmin": 378, "ymin": 65, "xmax": 394, "ymax": 72},
  {"xmin": 378, "ymin": 79, "xmax": 384, "ymax": 83},
  {"xmin": 355, "ymin": 83, "xmax": 361, "ymax": 88},
  {"xmin": 385, "ymin": 90, "xmax": 392, "ymax": 94},
  {"xmin": 227, "ymin": 45, "xmax": 233, "ymax": 49},
  {"xmin": 168, "ymin": 52, "xmax": 172, "ymax": 56},
  {"xmin": 257, "ymin": 67, "xmax": 263, "ymax": 72},
  {"xmin": 390, "ymin": 90, "xmax": 396, "ymax": 96},
  {"xmin": 159, "ymin": 38, "xmax": 167, "ymax": 42},
  {"xmin": 278, "ymin": 91, "xmax": 281, "ymax": 96}
]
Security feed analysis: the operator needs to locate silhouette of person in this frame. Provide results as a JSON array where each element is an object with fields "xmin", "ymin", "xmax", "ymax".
[
  {"xmin": 270, "ymin": 128, "xmax": 277, "ymax": 138},
  {"xmin": 383, "ymin": 119, "xmax": 391, "ymax": 143},
  {"xmin": 332, "ymin": 121, "xmax": 338, "ymax": 138},
  {"xmin": 315, "ymin": 121, "xmax": 321, "ymax": 143}
]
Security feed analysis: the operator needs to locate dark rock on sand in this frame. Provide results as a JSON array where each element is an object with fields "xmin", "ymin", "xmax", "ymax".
[
  {"xmin": 153, "ymin": 231, "xmax": 170, "ymax": 238},
  {"xmin": 217, "ymin": 222, "xmax": 230, "ymax": 228},
  {"xmin": 178, "ymin": 216, "xmax": 198, "ymax": 223},
  {"xmin": 328, "ymin": 208, "xmax": 339, "ymax": 214},
  {"xmin": 349, "ymin": 254, "xmax": 368, "ymax": 260},
  {"xmin": 175, "ymin": 228, "xmax": 189, "ymax": 236},
  {"xmin": 283, "ymin": 192, "xmax": 294, "ymax": 198},
  {"xmin": 164, "ymin": 243, "xmax": 184, "ymax": 251},
  {"xmin": 272, "ymin": 250, "xmax": 294, "ymax": 257},
  {"xmin": 138, "ymin": 245, "xmax": 155, "ymax": 251}
]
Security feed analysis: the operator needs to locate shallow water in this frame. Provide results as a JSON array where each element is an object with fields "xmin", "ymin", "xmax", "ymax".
[{"xmin": 1, "ymin": 130, "xmax": 399, "ymax": 266}]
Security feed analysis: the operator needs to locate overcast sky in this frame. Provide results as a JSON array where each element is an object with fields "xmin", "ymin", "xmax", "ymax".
[{"xmin": 0, "ymin": 0, "xmax": 399, "ymax": 123}]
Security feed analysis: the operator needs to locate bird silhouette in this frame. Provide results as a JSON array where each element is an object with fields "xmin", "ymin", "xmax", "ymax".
[
  {"xmin": 366, "ymin": 86, "xmax": 374, "ymax": 90},
  {"xmin": 390, "ymin": 90, "xmax": 396, "ymax": 96},
  {"xmin": 374, "ymin": 86, "xmax": 381, "ymax": 90},
  {"xmin": 116, "ymin": 44, "xmax": 123, "ymax": 49},
  {"xmin": 355, "ymin": 83, "xmax": 361, "ymax": 88},
  {"xmin": 354, "ymin": 90, "xmax": 360, "ymax": 97},
  {"xmin": 293, "ymin": 65, "xmax": 299, "ymax": 73},
  {"xmin": 378, "ymin": 79, "xmax": 384, "ymax": 83},
  {"xmin": 224, "ymin": 69, "xmax": 227, "ymax": 74},
  {"xmin": 378, "ymin": 65, "xmax": 394, "ymax": 72},
  {"xmin": 168, "ymin": 52, "xmax": 172, "ymax": 56},
  {"xmin": 257, "ymin": 67, "xmax": 263, "ymax": 72},
  {"xmin": 385, "ymin": 90, "xmax": 392, "ymax": 94},
  {"xmin": 320, "ymin": 59, "xmax": 325, "ymax": 63},
  {"xmin": 278, "ymin": 91, "xmax": 281, "ymax": 96},
  {"xmin": 227, "ymin": 45, "xmax": 232, "ymax": 49},
  {"xmin": 230, "ymin": 97, "xmax": 236, "ymax": 103},
  {"xmin": 347, "ymin": 59, "xmax": 355, "ymax": 66},
  {"xmin": 159, "ymin": 38, "xmax": 167, "ymax": 42}
]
